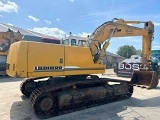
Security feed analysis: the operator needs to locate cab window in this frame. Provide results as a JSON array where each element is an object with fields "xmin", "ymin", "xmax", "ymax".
[
  {"xmin": 78, "ymin": 40, "xmax": 88, "ymax": 46},
  {"xmin": 62, "ymin": 39, "xmax": 69, "ymax": 45},
  {"xmin": 71, "ymin": 39, "xmax": 76, "ymax": 46}
]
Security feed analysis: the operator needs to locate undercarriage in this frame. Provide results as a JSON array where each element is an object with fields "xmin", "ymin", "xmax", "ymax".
[{"xmin": 20, "ymin": 75, "xmax": 133, "ymax": 119}]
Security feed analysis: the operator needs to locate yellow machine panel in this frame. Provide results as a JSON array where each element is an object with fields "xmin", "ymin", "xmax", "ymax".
[
  {"xmin": 64, "ymin": 45, "xmax": 105, "ymax": 75},
  {"xmin": 7, "ymin": 41, "xmax": 105, "ymax": 78},
  {"xmin": 27, "ymin": 42, "xmax": 65, "ymax": 77},
  {"xmin": 7, "ymin": 41, "xmax": 28, "ymax": 77}
]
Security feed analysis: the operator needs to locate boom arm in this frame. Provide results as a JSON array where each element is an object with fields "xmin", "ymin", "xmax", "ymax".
[{"xmin": 89, "ymin": 18, "xmax": 154, "ymax": 65}]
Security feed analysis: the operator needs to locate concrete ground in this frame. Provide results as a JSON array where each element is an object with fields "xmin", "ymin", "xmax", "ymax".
[{"xmin": 0, "ymin": 69, "xmax": 160, "ymax": 120}]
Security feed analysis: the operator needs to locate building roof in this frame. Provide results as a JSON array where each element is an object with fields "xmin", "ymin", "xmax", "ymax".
[{"xmin": 0, "ymin": 23, "xmax": 60, "ymax": 40}]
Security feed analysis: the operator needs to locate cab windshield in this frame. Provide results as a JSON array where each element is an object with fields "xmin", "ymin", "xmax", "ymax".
[
  {"xmin": 78, "ymin": 40, "xmax": 88, "ymax": 46},
  {"xmin": 62, "ymin": 39, "xmax": 69, "ymax": 45}
]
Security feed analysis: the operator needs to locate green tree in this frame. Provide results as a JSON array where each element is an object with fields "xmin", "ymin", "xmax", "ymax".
[
  {"xmin": 116, "ymin": 45, "xmax": 137, "ymax": 58},
  {"xmin": 136, "ymin": 49, "xmax": 142, "ymax": 55}
]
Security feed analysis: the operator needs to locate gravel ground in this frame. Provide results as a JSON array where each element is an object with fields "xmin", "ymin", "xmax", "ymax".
[{"xmin": 0, "ymin": 69, "xmax": 160, "ymax": 120}]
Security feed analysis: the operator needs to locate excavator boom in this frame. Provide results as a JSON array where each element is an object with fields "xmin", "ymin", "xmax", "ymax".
[
  {"xmin": 89, "ymin": 18, "xmax": 154, "ymax": 64},
  {"xmin": 88, "ymin": 18, "xmax": 158, "ymax": 89}
]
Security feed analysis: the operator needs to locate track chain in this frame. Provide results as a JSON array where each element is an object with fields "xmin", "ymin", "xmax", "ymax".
[
  {"xmin": 30, "ymin": 78, "xmax": 133, "ymax": 119},
  {"xmin": 20, "ymin": 77, "xmax": 48, "ymax": 97},
  {"xmin": 20, "ymin": 78, "xmax": 35, "ymax": 97}
]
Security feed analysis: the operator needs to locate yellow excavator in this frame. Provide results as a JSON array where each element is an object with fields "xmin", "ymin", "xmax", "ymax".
[{"xmin": 6, "ymin": 18, "xmax": 158, "ymax": 118}]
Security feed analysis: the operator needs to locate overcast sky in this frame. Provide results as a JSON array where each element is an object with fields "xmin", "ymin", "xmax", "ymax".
[{"xmin": 0, "ymin": 0, "xmax": 160, "ymax": 53}]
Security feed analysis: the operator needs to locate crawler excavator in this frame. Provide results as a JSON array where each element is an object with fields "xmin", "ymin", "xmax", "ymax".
[{"xmin": 6, "ymin": 18, "xmax": 158, "ymax": 118}]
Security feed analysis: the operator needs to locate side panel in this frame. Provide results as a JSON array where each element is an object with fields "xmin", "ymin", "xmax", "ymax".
[
  {"xmin": 64, "ymin": 46, "xmax": 105, "ymax": 75},
  {"xmin": 27, "ymin": 42, "xmax": 64, "ymax": 77},
  {"xmin": 7, "ymin": 41, "xmax": 28, "ymax": 77}
]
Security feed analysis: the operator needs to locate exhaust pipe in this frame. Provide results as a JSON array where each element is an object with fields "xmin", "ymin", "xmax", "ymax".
[{"xmin": 131, "ymin": 70, "xmax": 158, "ymax": 89}]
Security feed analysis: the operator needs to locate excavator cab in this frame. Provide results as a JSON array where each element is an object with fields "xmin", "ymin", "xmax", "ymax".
[
  {"xmin": 61, "ymin": 34, "xmax": 89, "ymax": 47},
  {"xmin": 131, "ymin": 60, "xmax": 159, "ymax": 89}
]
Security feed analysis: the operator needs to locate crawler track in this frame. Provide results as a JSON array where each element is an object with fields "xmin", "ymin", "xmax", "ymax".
[
  {"xmin": 20, "ymin": 77, "xmax": 50, "ymax": 97},
  {"xmin": 20, "ymin": 78, "xmax": 34, "ymax": 97},
  {"xmin": 29, "ymin": 77, "xmax": 133, "ymax": 119}
]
